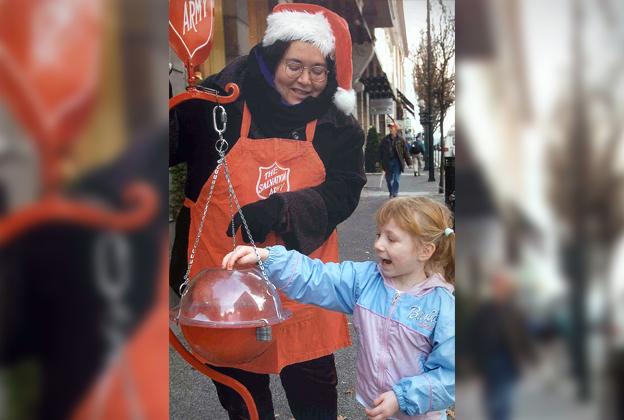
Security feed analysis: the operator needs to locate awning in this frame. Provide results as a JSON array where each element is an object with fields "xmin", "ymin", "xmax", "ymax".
[
  {"xmin": 396, "ymin": 89, "xmax": 415, "ymax": 114},
  {"xmin": 402, "ymin": 106, "xmax": 415, "ymax": 117},
  {"xmin": 361, "ymin": 75, "xmax": 396, "ymax": 100}
]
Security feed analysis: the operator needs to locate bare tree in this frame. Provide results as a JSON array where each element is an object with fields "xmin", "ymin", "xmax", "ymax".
[
  {"xmin": 411, "ymin": 1, "xmax": 455, "ymax": 190},
  {"xmin": 546, "ymin": 0, "xmax": 624, "ymax": 402}
]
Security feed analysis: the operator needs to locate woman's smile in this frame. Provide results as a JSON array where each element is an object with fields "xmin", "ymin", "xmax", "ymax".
[{"xmin": 291, "ymin": 87, "xmax": 312, "ymax": 98}]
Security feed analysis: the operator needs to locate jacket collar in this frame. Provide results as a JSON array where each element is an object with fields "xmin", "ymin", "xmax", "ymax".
[{"xmin": 378, "ymin": 267, "xmax": 454, "ymax": 297}]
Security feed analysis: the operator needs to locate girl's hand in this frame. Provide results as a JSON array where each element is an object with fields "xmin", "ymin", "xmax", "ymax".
[
  {"xmin": 221, "ymin": 246, "xmax": 269, "ymax": 270},
  {"xmin": 364, "ymin": 391, "xmax": 400, "ymax": 420}
]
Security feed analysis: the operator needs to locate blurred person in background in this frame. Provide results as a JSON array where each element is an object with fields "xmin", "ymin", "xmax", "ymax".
[
  {"xmin": 411, "ymin": 133, "xmax": 425, "ymax": 177},
  {"xmin": 0, "ymin": 179, "xmax": 6, "ymax": 216},
  {"xmin": 606, "ymin": 238, "xmax": 624, "ymax": 419},
  {"xmin": 470, "ymin": 270, "xmax": 538, "ymax": 420},
  {"xmin": 379, "ymin": 123, "xmax": 412, "ymax": 198}
]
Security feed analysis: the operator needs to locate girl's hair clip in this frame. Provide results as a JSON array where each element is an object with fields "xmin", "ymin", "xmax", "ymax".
[{"xmin": 444, "ymin": 228, "xmax": 454, "ymax": 237}]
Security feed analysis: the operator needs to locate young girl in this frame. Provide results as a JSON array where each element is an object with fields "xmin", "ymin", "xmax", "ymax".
[{"xmin": 222, "ymin": 197, "xmax": 455, "ymax": 420}]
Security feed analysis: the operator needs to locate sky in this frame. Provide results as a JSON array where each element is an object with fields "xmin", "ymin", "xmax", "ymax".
[
  {"xmin": 402, "ymin": 0, "xmax": 455, "ymax": 138},
  {"xmin": 521, "ymin": 0, "xmax": 570, "ymax": 122}
]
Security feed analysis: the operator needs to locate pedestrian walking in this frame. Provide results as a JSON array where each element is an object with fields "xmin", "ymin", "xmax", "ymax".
[
  {"xmin": 169, "ymin": 3, "xmax": 366, "ymax": 419},
  {"xmin": 411, "ymin": 133, "xmax": 425, "ymax": 176},
  {"xmin": 380, "ymin": 123, "xmax": 412, "ymax": 198},
  {"xmin": 223, "ymin": 197, "xmax": 456, "ymax": 420},
  {"xmin": 469, "ymin": 270, "xmax": 538, "ymax": 420}
]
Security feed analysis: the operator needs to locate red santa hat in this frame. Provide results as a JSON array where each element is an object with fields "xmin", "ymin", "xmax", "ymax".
[{"xmin": 262, "ymin": 3, "xmax": 356, "ymax": 115}]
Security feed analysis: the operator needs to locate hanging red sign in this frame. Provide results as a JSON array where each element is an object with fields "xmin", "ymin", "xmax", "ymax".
[
  {"xmin": 168, "ymin": 0, "xmax": 238, "ymax": 116},
  {"xmin": 0, "ymin": 0, "xmax": 101, "ymax": 149},
  {"xmin": 169, "ymin": 0, "xmax": 215, "ymax": 69}
]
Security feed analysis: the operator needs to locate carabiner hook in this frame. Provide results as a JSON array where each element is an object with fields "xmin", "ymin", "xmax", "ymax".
[{"xmin": 213, "ymin": 105, "xmax": 227, "ymax": 136}]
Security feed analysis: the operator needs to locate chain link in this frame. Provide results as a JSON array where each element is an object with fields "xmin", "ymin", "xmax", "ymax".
[{"xmin": 228, "ymin": 186, "xmax": 236, "ymax": 250}]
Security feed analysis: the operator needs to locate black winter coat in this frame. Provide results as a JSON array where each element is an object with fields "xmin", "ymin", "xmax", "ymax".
[
  {"xmin": 169, "ymin": 55, "xmax": 367, "ymax": 291},
  {"xmin": 470, "ymin": 301, "xmax": 538, "ymax": 380},
  {"xmin": 379, "ymin": 134, "xmax": 412, "ymax": 172}
]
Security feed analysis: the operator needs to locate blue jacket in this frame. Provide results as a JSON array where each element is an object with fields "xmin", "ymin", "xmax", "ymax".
[{"xmin": 264, "ymin": 246, "xmax": 455, "ymax": 419}]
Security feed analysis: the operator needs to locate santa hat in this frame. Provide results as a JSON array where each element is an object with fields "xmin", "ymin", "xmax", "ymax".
[{"xmin": 262, "ymin": 4, "xmax": 356, "ymax": 115}]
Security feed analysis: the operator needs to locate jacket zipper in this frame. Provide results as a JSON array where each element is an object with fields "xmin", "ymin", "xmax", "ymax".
[{"xmin": 378, "ymin": 291, "xmax": 402, "ymax": 390}]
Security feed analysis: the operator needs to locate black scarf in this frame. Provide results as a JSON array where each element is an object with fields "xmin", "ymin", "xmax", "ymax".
[{"xmin": 242, "ymin": 44, "xmax": 338, "ymax": 139}]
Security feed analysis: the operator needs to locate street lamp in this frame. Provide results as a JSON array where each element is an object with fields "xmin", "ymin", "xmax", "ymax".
[
  {"xmin": 418, "ymin": 100, "xmax": 429, "ymax": 171},
  {"xmin": 415, "ymin": 1, "xmax": 435, "ymax": 182},
  {"xmin": 425, "ymin": 0, "xmax": 435, "ymax": 182}
]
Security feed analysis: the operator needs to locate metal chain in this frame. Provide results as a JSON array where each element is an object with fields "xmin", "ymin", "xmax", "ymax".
[
  {"xmin": 179, "ymin": 158, "xmax": 222, "ymax": 294},
  {"xmin": 177, "ymin": 102, "xmax": 281, "ymax": 321},
  {"xmin": 177, "ymin": 99, "xmax": 228, "ymax": 319},
  {"xmin": 176, "ymin": 157, "xmax": 223, "ymax": 321},
  {"xmin": 228, "ymin": 182, "xmax": 236, "ymax": 250},
  {"xmin": 221, "ymin": 155, "xmax": 282, "ymax": 319},
  {"xmin": 221, "ymin": 158, "xmax": 271, "ymax": 283}
]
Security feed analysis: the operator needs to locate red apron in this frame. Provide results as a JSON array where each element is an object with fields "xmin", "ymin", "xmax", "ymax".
[{"xmin": 184, "ymin": 103, "xmax": 351, "ymax": 374}]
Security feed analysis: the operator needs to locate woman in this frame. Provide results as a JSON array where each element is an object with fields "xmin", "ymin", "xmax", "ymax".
[{"xmin": 170, "ymin": 4, "xmax": 366, "ymax": 419}]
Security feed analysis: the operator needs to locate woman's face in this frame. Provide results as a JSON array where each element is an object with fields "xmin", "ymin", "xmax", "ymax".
[{"xmin": 273, "ymin": 41, "xmax": 328, "ymax": 105}]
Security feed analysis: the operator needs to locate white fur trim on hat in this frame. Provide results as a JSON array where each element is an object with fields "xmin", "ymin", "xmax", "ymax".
[
  {"xmin": 263, "ymin": 11, "xmax": 335, "ymax": 59},
  {"xmin": 333, "ymin": 88, "xmax": 356, "ymax": 114}
]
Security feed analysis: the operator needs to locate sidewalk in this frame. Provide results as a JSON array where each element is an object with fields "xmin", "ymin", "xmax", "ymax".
[
  {"xmin": 363, "ymin": 169, "xmax": 445, "ymax": 202},
  {"xmin": 455, "ymin": 338, "xmax": 600, "ymax": 420}
]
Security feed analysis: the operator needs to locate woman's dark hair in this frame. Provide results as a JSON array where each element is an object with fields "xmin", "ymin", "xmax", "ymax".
[{"xmin": 258, "ymin": 40, "xmax": 336, "ymax": 79}]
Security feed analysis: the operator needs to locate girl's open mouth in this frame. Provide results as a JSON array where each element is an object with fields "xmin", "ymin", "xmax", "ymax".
[{"xmin": 382, "ymin": 259, "xmax": 392, "ymax": 266}]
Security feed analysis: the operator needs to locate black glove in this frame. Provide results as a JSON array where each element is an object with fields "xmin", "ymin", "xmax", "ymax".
[{"xmin": 226, "ymin": 194, "xmax": 288, "ymax": 244}]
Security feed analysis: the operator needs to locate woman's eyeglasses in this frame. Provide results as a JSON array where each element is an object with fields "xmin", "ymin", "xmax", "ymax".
[{"xmin": 283, "ymin": 61, "xmax": 329, "ymax": 83}]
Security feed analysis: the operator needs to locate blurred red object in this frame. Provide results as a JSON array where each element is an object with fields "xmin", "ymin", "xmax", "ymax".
[
  {"xmin": 0, "ymin": 0, "xmax": 159, "ymax": 243},
  {"xmin": 0, "ymin": 0, "xmax": 101, "ymax": 189},
  {"xmin": 0, "ymin": 182, "xmax": 158, "ymax": 245}
]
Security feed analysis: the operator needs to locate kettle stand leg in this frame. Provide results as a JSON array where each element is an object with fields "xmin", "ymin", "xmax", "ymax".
[{"xmin": 169, "ymin": 328, "xmax": 259, "ymax": 420}]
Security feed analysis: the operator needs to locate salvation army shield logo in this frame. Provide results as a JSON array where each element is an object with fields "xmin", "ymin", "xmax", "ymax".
[
  {"xmin": 256, "ymin": 163, "xmax": 290, "ymax": 199},
  {"xmin": 169, "ymin": 0, "xmax": 215, "ymax": 68}
]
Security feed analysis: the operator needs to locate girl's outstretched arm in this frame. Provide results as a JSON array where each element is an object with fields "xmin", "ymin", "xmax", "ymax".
[{"xmin": 225, "ymin": 245, "xmax": 377, "ymax": 314}]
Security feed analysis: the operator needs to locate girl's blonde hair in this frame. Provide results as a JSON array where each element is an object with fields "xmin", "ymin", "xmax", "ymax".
[{"xmin": 375, "ymin": 197, "xmax": 455, "ymax": 285}]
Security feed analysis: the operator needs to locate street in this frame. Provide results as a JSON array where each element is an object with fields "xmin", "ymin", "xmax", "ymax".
[
  {"xmin": 169, "ymin": 171, "xmax": 446, "ymax": 420},
  {"xmin": 455, "ymin": 341, "xmax": 599, "ymax": 420}
]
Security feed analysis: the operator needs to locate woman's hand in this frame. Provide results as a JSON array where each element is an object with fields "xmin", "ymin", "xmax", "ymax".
[
  {"xmin": 364, "ymin": 390, "xmax": 400, "ymax": 420},
  {"xmin": 226, "ymin": 195, "xmax": 286, "ymax": 243},
  {"xmin": 222, "ymin": 246, "xmax": 270, "ymax": 270}
]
